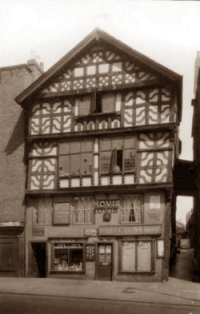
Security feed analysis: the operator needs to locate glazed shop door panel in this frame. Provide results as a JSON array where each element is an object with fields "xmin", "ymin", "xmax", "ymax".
[{"xmin": 97, "ymin": 244, "xmax": 112, "ymax": 281}]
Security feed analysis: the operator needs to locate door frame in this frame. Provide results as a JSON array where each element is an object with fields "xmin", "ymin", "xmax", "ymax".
[
  {"xmin": 28, "ymin": 241, "xmax": 47, "ymax": 278},
  {"xmin": 95, "ymin": 242, "xmax": 113, "ymax": 281}
]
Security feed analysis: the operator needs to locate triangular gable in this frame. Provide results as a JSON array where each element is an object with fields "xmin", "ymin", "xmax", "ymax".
[
  {"xmin": 40, "ymin": 45, "xmax": 159, "ymax": 94},
  {"xmin": 16, "ymin": 28, "xmax": 182, "ymax": 121}
]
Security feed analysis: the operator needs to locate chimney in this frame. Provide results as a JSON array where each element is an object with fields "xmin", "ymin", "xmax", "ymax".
[
  {"xmin": 27, "ymin": 51, "xmax": 44, "ymax": 81},
  {"xmin": 194, "ymin": 51, "xmax": 200, "ymax": 95}
]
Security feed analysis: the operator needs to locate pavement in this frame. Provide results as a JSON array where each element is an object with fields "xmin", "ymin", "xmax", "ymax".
[{"xmin": 0, "ymin": 276, "xmax": 199, "ymax": 308}]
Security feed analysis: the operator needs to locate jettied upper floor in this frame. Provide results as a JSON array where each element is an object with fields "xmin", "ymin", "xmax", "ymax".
[{"xmin": 15, "ymin": 28, "xmax": 192, "ymax": 194}]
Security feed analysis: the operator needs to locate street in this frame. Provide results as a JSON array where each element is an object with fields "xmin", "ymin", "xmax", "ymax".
[{"xmin": 0, "ymin": 294, "xmax": 199, "ymax": 314}]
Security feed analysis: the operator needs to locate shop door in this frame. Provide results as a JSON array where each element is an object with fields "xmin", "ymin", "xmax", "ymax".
[
  {"xmin": 30, "ymin": 243, "xmax": 46, "ymax": 278},
  {"xmin": 96, "ymin": 244, "xmax": 112, "ymax": 281}
]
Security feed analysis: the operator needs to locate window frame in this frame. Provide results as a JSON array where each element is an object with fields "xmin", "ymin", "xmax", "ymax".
[
  {"xmin": 73, "ymin": 209, "xmax": 94, "ymax": 225},
  {"xmin": 51, "ymin": 242, "xmax": 86, "ymax": 273},
  {"xmin": 77, "ymin": 91, "xmax": 116, "ymax": 116},
  {"xmin": 58, "ymin": 139, "xmax": 94, "ymax": 178},
  {"xmin": 120, "ymin": 194, "xmax": 143, "ymax": 224},
  {"xmin": 118, "ymin": 239, "xmax": 155, "ymax": 274},
  {"xmin": 99, "ymin": 137, "xmax": 136, "ymax": 175}
]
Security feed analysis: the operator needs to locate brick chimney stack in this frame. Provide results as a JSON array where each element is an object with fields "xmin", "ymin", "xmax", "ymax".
[{"xmin": 27, "ymin": 51, "xmax": 44, "ymax": 81}]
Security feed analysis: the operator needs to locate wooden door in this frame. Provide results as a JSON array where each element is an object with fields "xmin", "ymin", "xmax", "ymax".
[{"xmin": 96, "ymin": 244, "xmax": 112, "ymax": 281}]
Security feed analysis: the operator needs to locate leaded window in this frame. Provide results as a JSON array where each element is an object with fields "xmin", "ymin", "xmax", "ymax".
[
  {"xmin": 59, "ymin": 140, "xmax": 93, "ymax": 177},
  {"xmin": 100, "ymin": 137, "xmax": 136, "ymax": 174}
]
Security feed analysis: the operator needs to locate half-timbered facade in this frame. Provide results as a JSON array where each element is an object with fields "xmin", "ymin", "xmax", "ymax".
[{"xmin": 16, "ymin": 29, "xmax": 182, "ymax": 281}]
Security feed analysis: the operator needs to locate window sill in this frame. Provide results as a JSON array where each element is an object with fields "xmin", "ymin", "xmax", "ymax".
[
  {"xmin": 76, "ymin": 112, "xmax": 121, "ymax": 119},
  {"xmin": 59, "ymin": 175, "xmax": 92, "ymax": 179},
  {"xmin": 117, "ymin": 271, "xmax": 155, "ymax": 275},
  {"xmin": 51, "ymin": 271, "xmax": 86, "ymax": 275},
  {"xmin": 120, "ymin": 222, "xmax": 142, "ymax": 224}
]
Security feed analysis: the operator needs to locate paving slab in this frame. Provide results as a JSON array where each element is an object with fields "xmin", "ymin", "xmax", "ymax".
[{"xmin": 0, "ymin": 277, "xmax": 199, "ymax": 308}]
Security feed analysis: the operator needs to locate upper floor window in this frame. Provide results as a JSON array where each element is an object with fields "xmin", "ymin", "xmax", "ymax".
[
  {"xmin": 59, "ymin": 140, "xmax": 93, "ymax": 177},
  {"xmin": 100, "ymin": 137, "xmax": 136, "ymax": 175},
  {"xmin": 121, "ymin": 194, "xmax": 142, "ymax": 223},
  {"xmin": 77, "ymin": 91, "xmax": 116, "ymax": 116}
]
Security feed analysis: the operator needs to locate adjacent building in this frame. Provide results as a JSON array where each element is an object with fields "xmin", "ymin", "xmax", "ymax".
[
  {"xmin": 0, "ymin": 59, "xmax": 43, "ymax": 277},
  {"xmin": 16, "ymin": 29, "xmax": 182, "ymax": 281},
  {"xmin": 191, "ymin": 52, "xmax": 200, "ymax": 281}
]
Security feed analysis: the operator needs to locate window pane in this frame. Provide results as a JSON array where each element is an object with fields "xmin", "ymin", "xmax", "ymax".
[
  {"xmin": 121, "ymin": 195, "xmax": 142, "ymax": 223},
  {"xmin": 124, "ymin": 137, "xmax": 135, "ymax": 149},
  {"xmin": 81, "ymin": 153, "xmax": 92, "ymax": 175},
  {"xmin": 100, "ymin": 139, "xmax": 111, "ymax": 151},
  {"xmin": 112, "ymin": 138, "xmax": 123, "ymax": 150},
  {"xmin": 59, "ymin": 142, "xmax": 70, "ymax": 155},
  {"xmin": 82, "ymin": 141, "xmax": 92, "ymax": 152},
  {"xmin": 101, "ymin": 92, "xmax": 115, "ymax": 113},
  {"xmin": 69, "ymin": 249, "xmax": 83, "ymax": 271},
  {"xmin": 137, "ymin": 242, "xmax": 151, "ymax": 272},
  {"xmin": 74, "ymin": 210, "xmax": 93, "ymax": 224},
  {"xmin": 101, "ymin": 152, "xmax": 111, "ymax": 173},
  {"xmin": 80, "ymin": 95, "xmax": 91, "ymax": 116},
  {"xmin": 71, "ymin": 142, "xmax": 81, "ymax": 154},
  {"xmin": 124, "ymin": 149, "xmax": 135, "ymax": 172},
  {"xmin": 121, "ymin": 242, "xmax": 136, "ymax": 271},
  {"xmin": 59, "ymin": 155, "xmax": 70, "ymax": 176},
  {"xmin": 53, "ymin": 244, "xmax": 83, "ymax": 272},
  {"xmin": 54, "ymin": 248, "xmax": 69, "ymax": 271},
  {"xmin": 71, "ymin": 154, "xmax": 81, "ymax": 175}
]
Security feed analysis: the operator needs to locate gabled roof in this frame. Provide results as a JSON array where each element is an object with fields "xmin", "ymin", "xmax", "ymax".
[{"xmin": 16, "ymin": 28, "xmax": 182, "ymax": 119}]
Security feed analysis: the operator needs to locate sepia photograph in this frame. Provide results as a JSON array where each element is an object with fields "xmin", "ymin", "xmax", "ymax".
[{"xmin": 0, "ymin": 0, "xmax": 200, "ymax": 313}]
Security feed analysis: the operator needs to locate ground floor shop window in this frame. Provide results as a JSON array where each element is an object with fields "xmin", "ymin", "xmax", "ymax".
[
  {"xmin": 120, "ymin": 240, "xmax": 154, "ymax": 272},
  {"xmin": 53, "ymin": 243, "xmax": 84, "ymax": 272}
]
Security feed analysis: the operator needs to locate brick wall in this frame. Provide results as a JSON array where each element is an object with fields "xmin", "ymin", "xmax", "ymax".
[{"xmin": 0, "ymin": 61, "xmax": 43, "ymax": 223}]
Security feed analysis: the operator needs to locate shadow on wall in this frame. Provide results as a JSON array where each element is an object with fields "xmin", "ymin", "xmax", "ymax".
[{"xmin": 4, "ymin": 111, "xmax": 25, "ymax": 156}]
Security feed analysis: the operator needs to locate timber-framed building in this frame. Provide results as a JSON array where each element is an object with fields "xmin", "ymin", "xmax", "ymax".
[{"xmin": 16, "ymin": 29, "xmax": 182, "ymax": 281}]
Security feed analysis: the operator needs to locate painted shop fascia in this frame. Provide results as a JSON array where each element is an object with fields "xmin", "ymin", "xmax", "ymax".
[{"xmin": 16, "ymin": 28, "xmax": 182, "ymax": 282}]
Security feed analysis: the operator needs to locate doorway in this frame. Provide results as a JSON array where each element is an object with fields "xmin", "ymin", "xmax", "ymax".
[
  {"xmin": 96, "ymin": 243, "xmax": 112, "ymax": 281},
  {"xmin": 30, "ymin": 242, "xmax": 46, "ymax": 278}
]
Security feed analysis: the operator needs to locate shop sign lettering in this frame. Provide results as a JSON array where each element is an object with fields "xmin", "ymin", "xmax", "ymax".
[
  {"xmin": 84, "ymin": 229, "xmax": 97, "ymax": 237},
  {"xmin": 50, "ymin": 238, "xmax": 85, "ymax": 243},
  {"xmin": 94, "ymin": 200, "xmax": 120, "ymax": 208},
  {"xmin": 94, "ymin": 200, "xmax": 120, "ymax": 213},
  {"xmin": 98, "ymin": 225, "xmax": 162, "ymax": 236}
]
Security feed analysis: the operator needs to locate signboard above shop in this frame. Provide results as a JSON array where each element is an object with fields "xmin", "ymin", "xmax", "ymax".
[
  {"xmin": 98, "ymin": 225, "xmax": 162, "ymax": 236},
  {"xmin": 84, "ymin": 229, "xmax": 97, "ymax": 237},
  {"xmin": 53, "ymin": 203, "xmax": 70, "ymax": 225}
]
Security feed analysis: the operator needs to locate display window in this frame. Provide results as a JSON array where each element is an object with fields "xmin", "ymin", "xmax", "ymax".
[
  {"xmin": 52, "ymin": 243, "xmax": 84, "ymax": 272},
  {"xmin": 120, "ymin": 240, "xmax": 155, "ymax": 273}
]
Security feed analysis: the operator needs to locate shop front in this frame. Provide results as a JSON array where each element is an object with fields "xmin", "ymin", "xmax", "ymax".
[{"xmin": 26, "ymin": 191, "xmax": 169, "ymax": 281}]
